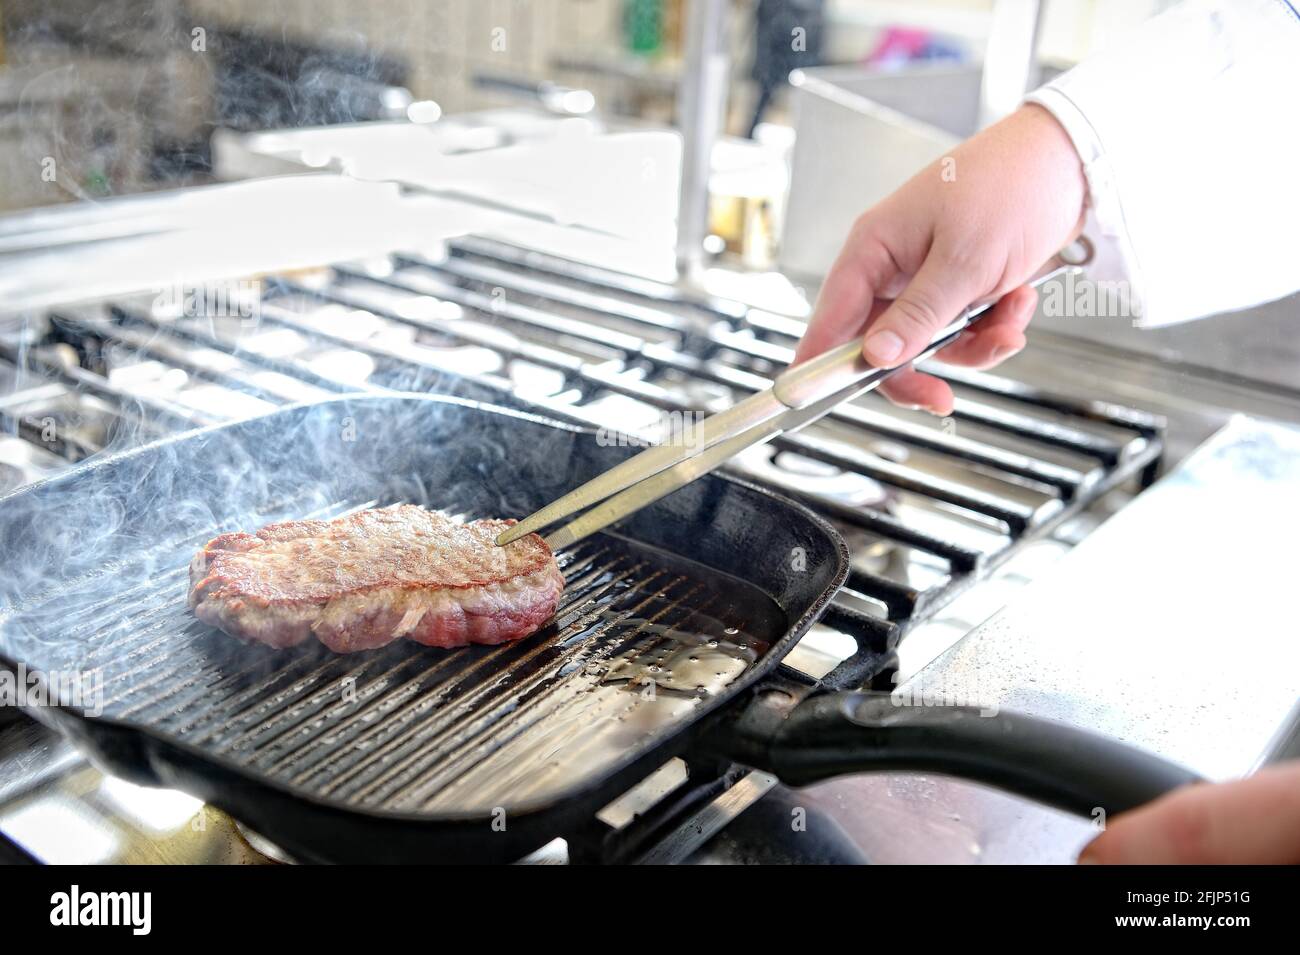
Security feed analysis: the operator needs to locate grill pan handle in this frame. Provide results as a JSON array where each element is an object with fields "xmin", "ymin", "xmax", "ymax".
[{"xmin": 749, "ymin": 692, "xmax": 1201, "ymax": 819}]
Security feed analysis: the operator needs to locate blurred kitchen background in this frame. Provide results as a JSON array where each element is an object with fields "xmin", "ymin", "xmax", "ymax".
[
  {"xmin": 3, "ymin": 1, "xmax": 1300, "ymax": 866},
  {"xmin": 4, "ymin": 0, "xmax": 1290, "ymax": 389},
  {"xmin": 0, "ymin": 0, "xmax": 1164, "ymax": 209}
]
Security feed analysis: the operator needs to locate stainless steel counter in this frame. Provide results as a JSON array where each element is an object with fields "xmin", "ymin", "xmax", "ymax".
[{"xmin": 739, "ymin": 417, "xmax": 1300, "ymax": 864}]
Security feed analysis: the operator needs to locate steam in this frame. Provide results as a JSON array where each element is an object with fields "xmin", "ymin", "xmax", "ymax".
[{"xmin": 0, "ymin": 393, "xmax": 526, "ymax": 709}]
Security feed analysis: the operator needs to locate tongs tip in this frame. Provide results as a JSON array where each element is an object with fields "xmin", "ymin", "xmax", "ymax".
[{"xmin": 494, "ymin": 526, "xmax": 527, "ymax": 547}]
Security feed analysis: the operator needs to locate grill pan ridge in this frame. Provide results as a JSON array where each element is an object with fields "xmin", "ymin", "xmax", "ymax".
[{"xmin": 0, "ymin": 394, "xmax": 849, "ymax": 862}]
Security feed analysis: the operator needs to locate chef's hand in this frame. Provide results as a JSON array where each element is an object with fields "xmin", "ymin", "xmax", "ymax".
[
  {"xmin": 794, "ymin": 104, "xmax": 1088, "ymax": 415},
  {"xmin": 1079, "ymin": 761, "xmax": 1300, "ymax": 864}
]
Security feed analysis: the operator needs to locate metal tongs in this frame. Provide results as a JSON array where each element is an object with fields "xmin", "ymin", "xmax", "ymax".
[{"xmin": 498, "ymin": 241, "xmax": 1093, "ymax": 551}]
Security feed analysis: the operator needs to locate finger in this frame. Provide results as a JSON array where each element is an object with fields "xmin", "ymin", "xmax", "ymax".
[
  {"xmin": 861, "ymin": 246, "xmax": 989, "ymax": 368},
  {"xmin": 877, "ymin": 289, "xmax": 1036, "ymax": 411},
  {"xmin": 794, "ymin": 228, "xmax": 895, "ymax": 364},
  {"xmin": 935, "ymin": 284, "xmax": 1038, "ymax": 368},
  {"xmin": 1079, "ymin": 762, "xmax": 1300, "ymax": 865},
  {"xmin": 878, "ymin": 368, "xmax": 955, "ymax": 416}
]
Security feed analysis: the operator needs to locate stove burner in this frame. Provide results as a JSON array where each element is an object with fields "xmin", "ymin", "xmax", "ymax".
[{"xmin": 738, "ymin": 446, "xmax": 898, "ymax": 511}]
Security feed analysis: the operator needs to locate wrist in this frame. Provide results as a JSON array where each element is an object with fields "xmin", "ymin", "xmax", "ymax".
[{"xmin": 1019, "ymin": 103, "xmax": 1089, "ymax": 237}]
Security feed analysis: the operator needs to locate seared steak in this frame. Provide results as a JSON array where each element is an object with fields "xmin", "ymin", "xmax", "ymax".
[{"xmin": 188, "ymin": 505, "xmax": 564, "ymax": 653}]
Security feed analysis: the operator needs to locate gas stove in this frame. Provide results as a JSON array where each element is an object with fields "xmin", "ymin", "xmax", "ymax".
[{"xmin": 0, "ymin": 176, "xmax": 1295, "ymax": 864}]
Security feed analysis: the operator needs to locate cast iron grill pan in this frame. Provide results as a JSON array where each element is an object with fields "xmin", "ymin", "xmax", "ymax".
[
  {"xmin": 0, "ymin": 396, "xmax": 842, "ymax": 860},
  {"xmin": 0, "ymin": 396, "xmax": 1200, "ymax": 863}
]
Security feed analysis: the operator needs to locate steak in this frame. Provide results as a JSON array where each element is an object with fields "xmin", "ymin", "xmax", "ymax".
[{"xmin": 188, "ymin": 505, "xmax": 565, "ymax": 653}]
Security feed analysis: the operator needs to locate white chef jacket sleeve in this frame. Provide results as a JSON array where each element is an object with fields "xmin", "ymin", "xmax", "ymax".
[{"xmin": 1025, "ymin": 0, "xmax": 1300, "ymax": 327}]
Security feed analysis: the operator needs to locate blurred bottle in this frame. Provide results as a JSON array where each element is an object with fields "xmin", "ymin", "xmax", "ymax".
[
  {"xmin": 624, "ymin": 0, "xmax": 664, "ymax": 53},
  {"xmin": 749, "ymin": 0, "xmax": 826, "ymax": 136}
]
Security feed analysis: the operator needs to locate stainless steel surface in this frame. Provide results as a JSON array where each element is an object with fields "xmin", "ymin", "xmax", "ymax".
[
  {"xmin": 0, "ymin": 177, "xmax": 461, "ymax": 316},
  {"xmin": 780, "ymin": 417, "xmax": 1300, "ymax": 863},
  {"xmin": 674, "ymin": 0, "xmax": 730, "ymax": 276},
  {"xmin": 1031, "ymin": 286, "xmax": 1300, "ymax": 396},
  {"xmin": 783, "ymin": 64, "xmax": 1059, "ymax": 280},
  {"xmin": 214, "ymin": 114, "xmax": 682, "ymax": 247},
  {"xmin": 783, "ymin": 65, "xmax": 969, "ymax": 279},
  {"xmin": 0, "ymin": 704, "xmax": 275, "ymax": 865},
  {"xmin": 471, "ymin": 73, "xmax": 597, "ymax": 116},
  {"xmin": 1008, "ymin": 326, "xmax": 1300, "ymax": 465}
]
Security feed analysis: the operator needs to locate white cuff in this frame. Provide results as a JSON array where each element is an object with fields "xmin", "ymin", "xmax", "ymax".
[
  {"xmin": 1024, "ymin": 0, "xmax": 1300, "ymax": 328},
  {"xmin": 1024, "ymin": 86, "xmax": 1146, "ymax": 325}
]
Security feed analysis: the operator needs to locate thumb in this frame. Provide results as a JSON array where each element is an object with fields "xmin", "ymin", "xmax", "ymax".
[
  {"xmin": 862, "ymin": 249, "xmax": 988, "ymax": 368},
  {"xmin": 1079, "ymin": 762, "xmax": 1300, "ymax": 865}
]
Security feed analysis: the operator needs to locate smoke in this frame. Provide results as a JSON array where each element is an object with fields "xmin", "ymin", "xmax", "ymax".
[{"xmin": 0, "ymin": 394, "xmax": 538, "ymax": 704}]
